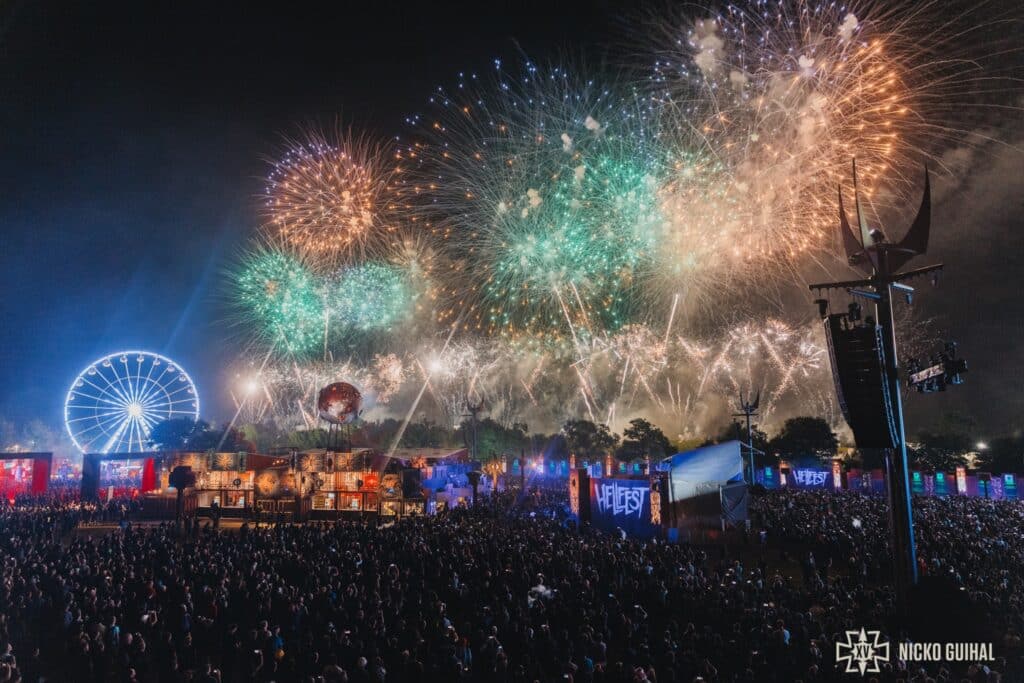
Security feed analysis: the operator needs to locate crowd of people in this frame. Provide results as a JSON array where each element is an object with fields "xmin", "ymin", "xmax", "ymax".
[
  {"xmin": 3, "ymin": 493, "xmax": 142, "ymax": 525},
  {"xmin": 752, "ymin": 490, "xmax": 1024, "ymax": 652},
  {"xmin": 0, "ymin": 487, "xmax": 1019, "ymax": 682}
]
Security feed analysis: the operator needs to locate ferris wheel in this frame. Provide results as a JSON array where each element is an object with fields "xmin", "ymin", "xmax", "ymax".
[{"xmin": 64, "ymin": 351, "xmax": 200, "ymax": 454}]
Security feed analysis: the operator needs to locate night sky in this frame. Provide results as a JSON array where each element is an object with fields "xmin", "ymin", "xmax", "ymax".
[{"xmin": 1, "ymin": 1, "xmax": 1021, "ymax": 439}]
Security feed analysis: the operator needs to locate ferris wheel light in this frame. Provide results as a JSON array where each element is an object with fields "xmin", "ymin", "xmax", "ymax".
[{"xmin": 64, "ymin": 350, "xmax": 200, "ymax": 454}]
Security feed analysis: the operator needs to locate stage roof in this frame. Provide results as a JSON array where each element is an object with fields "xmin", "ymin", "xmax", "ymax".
[{"xmin": 666, "ymin": 441, "xmax": 744, "ymax": 501}]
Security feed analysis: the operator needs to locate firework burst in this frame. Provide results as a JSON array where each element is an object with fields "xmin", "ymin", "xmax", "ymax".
[
  {"xmin": 224, "ymin": 0, "xmax": 1019, "ymax": 437},
  {"xmin": 644, "ymin": 0, "xmax": 1017, "ymax": 299},
  {"xmin": 408, "ymin": 62, "xmax": 671, "ymax": 347},
  {"xmin": 233, "ymin": 242, "xmax": 325, "ymax": 357},
  {"xmin": 263, "ymin": 129, "xmax": 410, "ymax": 265},
  {"xmin": 240, "ymin": 354, "xmax": 408, "ymax": 429},
  {"xmin": 328, "ymin": 261, "xmax": 415, "ymax": 335}
]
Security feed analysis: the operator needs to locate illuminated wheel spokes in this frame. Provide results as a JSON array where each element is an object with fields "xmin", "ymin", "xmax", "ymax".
[{"xmin": 64, "ymin": 351, "xmax": 199, "ymax": 454}]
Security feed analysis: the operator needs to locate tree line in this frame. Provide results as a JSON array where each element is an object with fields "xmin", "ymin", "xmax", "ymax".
[
  {"xmin": 5, "ymin": 408, "xmax": 1021, "ymax": 474},
  {"xmin": 145, "ymin": 414, "xmax": 839, "ymax": 466}
]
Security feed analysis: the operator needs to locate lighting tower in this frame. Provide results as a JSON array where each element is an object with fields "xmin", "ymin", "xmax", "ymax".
[
  {"xmin": 734, "ymin": 390, "xmax": 760, "ymax": 484},
  {"xmin": 462, "ymin": 400, "xmax": 486, "ymax": 462},
  {"xmin": 811, "ymin": 162, "xmax": 946, "ymax": 611}
]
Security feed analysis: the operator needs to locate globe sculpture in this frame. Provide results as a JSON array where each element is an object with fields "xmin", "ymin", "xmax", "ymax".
[{"xmin": 317, "ymin": 382, "xmax": 362, "ymax": 425}]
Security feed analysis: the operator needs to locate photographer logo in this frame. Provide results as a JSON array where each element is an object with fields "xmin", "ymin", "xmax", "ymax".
[{"xmin": 836, "ymin": 629, "xmax": 889, "ymax": 675}]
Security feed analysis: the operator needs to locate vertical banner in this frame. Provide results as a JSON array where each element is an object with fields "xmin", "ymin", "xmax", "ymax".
[
  {"xmin": 650, "ymin": 480, "xmax": 661, "ymax": 526},
  {"xmin": 31, "ymin": 456, "xmax": 51, "ymax": 494},
  {"xmin": 568, "ymin": 469, "xmax": 581, "ymax": 516},
  {"xmin": 990, "ymin": 474, "xmax": 1004, "ymax": 500},
  {"xmin": 956, "ymin": 466, "xmax": 967, "ymax": 495},
  {"xmin": 1004, "ymin": 474, "xmax": 1017, "ymax": 500},
  {"xmin": 141, "ymin": 458, "xmax": 156, "ymax": 492}
]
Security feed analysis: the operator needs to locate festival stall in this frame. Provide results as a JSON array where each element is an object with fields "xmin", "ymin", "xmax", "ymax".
[
  {"xmin": 165, "ymin": 452, "xmax": 285, "ymax": 517},
  {"xmin": 302, "ymin": 449, "xmax": 380, "ymax": 519}
]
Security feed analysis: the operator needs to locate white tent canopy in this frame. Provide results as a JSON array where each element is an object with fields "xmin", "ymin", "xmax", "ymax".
[{"xmin": 666, "ymin": 441, "xmax": 744, "ymax": 501}]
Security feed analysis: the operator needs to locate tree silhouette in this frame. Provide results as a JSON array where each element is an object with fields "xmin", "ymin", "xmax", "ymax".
[
  {"xmin": 148, "ymin": 417, "xmax": 202, "ymax": 450},
  {"xmin": 561, "ymin": 419, "xmax": 619, "ymax": 459},
  {"xmin": 285, "ymin": 428, "xmax": 329, "ymax": 450},
  {"xmin": 714, "ymin": 420, "xmax": 773, "ymax": 465},
  {"xmin": 237, "ymin": 422, "xmax": 285, "ymax": 452},
  {"xmin": 401, "ymin": 418, "xmax": 451, "ymax": 448},
  {"xmin": 909, "ymin": 430, "xmax": 970, "ymax": 472},
  {"xmin": 458, "ymin": 418, "xmax": 529, "ymax": 460},
  {"xmin": 977, "ymin": 435, "xmax": 1024, "ymax": 473},
  {"xmin": 617, "ymin": 418, "xmax": 672, "ymax": 462},
  {"xmin": 769, "ymin": 417, "xmax": 838, "ymax": 461},
  {"xmin": 185, "ymin": 423, "xmax": 255, "ymax": 452}
]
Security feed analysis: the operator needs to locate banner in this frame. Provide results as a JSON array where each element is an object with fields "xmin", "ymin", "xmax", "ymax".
[
  {"xmin": 788, "ymin": 468, "xmax": 831, "ymax": 488},
  {"xmin": 31, "ymin": 456, "xmax": 51, "ymax": 495},
  {"xmin": 588, "ymin": 478, "xmax": 656, "ymax": 538},
  {"xmin": 720, "ymin": 483, "xmax": 749, "ymax": 526}
]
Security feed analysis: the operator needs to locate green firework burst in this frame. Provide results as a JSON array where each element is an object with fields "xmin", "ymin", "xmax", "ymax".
[
  {"xmin": 414, "ymin": 62, "xmax": 667, "ymax": 347},
  {"xmin": 235, "ymin": 247, "xmax": 325, "ymax": 356},
  {"xmin": 329, "ymin": 261, "xmax": 413, "ymax": 333}
]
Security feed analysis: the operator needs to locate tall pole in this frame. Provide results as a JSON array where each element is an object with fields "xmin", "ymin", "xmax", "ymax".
[
  {"xmin": 520, "ymin": 448, "xmax": 526, "ymax": 490},
  {"xmin": 812, "ymin": 162, "xmax": 940, "ymax": 613},
  {"xmin": 814, "ymin": 268, "xmax": 929, "ymax": 612},
  {"xmin": 875, "ymin": 264, "xmax": 918, "ymax": 602},
  {"xmin": 746, "ymin": 413, "xmax": 754, "ymax": 482},
  {"xmin": 734, "ymin": 391, "xmax": 760, "ymax": 485},
  {"xmin": 463, "ymin": 401, "xmax": 484, "ymax": 462}
]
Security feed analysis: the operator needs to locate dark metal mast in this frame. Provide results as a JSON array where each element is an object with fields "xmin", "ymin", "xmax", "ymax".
[
  {"xmin": 733, "ymin": 390, "xmax": 760, "ymax": 484},
  {"xmin": 463, "ymin": 400, "xmax": 485, "ymax": 461},
  {"xmin": 811, "ymin": 162, "xmax": 941, "ymax": 610}
]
